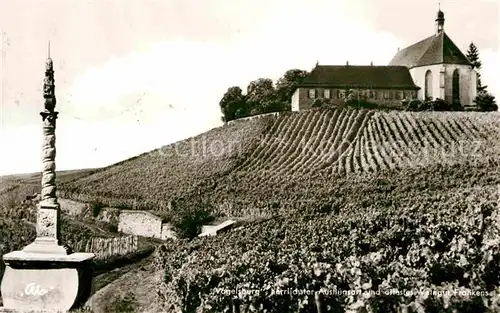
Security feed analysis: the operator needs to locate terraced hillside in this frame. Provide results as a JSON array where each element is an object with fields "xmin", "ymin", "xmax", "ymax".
[{"xmin": 60, "ymin": 108, "xmax": 500, "ymax": 214}]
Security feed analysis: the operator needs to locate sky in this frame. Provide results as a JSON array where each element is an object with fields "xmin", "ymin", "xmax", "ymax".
[{"xmin": 0, "ymin": 0, "xmax": 498, "ymax": 175}]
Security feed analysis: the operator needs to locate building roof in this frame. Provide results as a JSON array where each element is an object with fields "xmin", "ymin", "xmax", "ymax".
[
  {"xmin": 389, "ymin": 31, "xmax": 472, "ymax": 69},
  {"xmin": 298, "ymin": 65, "xmax": 420, "ymax": 90}
]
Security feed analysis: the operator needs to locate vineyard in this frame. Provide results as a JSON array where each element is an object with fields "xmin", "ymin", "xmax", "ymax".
[
  {"xmin": 58, "ymin": 114, "xmax": 274, "ymax": 210},
  {"xmin": 154, "ymin": 163, "xmax": 500, "ymax": 312},
  {"xmin": 1, "ymin": 108, "xmax": 500, "ymax": 312},
  {"xmin": 58, "ymin": 108, "xmax": 500, "ymax": 217},
  {"xmin": 239, "ymin": 109, "xmax": 499, "ymax": 175}
]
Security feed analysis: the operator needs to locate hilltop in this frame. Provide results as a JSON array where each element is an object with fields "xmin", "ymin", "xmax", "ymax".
[{"xmin": 59, "ymin": 108, "xmax": 500, "ymax": 216}]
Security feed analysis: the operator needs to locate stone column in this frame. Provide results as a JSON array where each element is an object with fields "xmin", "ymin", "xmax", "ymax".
[
  {"xmin": 1, "ymin": 54, "xmax": 95, "ymax": 312},
  {"xmin": 22, "ymin": 57, "xmax": 67, "ymax": 254}
]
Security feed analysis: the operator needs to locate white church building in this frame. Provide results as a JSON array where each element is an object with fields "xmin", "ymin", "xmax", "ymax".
[
  {"xmin": 292, "ymin": 9, "xmax": 477, "ymax": 111},
  {"xmin": 389, "ymin": 9, "xmax": 477, "ymax": 106}
]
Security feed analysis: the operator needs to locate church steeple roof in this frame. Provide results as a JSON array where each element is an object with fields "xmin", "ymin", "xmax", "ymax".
[
  {"xmin": 389, "ymin": 31, "xmax": 472, "ymax": 69},
  {"xmin": 436, "ymin": 8, "xmax": 445, "ymax": 33}
]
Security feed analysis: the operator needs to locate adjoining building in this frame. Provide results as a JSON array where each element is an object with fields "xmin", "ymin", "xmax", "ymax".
[
  {"xmin": 292, "ymin": 9, "xmax": 477, "ymax": 111},
  {"xmin": 291, "ymin": 65, "xmax": 420, "ymax": 111}
]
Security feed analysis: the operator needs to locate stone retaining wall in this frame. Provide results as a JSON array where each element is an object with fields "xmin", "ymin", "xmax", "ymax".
[
  {"xmin": 118, "ymin": 210, "xmax": 163, "ymax": 239},
  {"xmin": 117, "ymin": 210, "xmax": 176, "ymax": 240}
]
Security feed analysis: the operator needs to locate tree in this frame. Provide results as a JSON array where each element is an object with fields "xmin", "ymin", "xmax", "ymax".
[
  {"xmin": 474, "ymin": 91, "xmax": 498, "ymax": 111},
  {"xmin": 246, "ymin": 78, "xmax": 278, "ymax": 115},
  {"xmin": 466, "ymin": 42, "xmax": 488, "ymax": 93},
  {"xmin": 219, "ymin": 86, "xmax": 247, "ymax": 122},
  {"xmin": 275, "ymin": 69, "xmax": 309, "ymax": 106}
]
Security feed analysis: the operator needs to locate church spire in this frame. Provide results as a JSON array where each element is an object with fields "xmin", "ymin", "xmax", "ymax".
[{"xmin": 435, "ymin": 4, "xmax": 445, "ymax": 34}]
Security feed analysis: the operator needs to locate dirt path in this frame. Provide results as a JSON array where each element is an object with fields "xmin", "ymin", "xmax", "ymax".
[{"xmin": 87, "ymin": 253, "xmax": 163, "ymax": 313}]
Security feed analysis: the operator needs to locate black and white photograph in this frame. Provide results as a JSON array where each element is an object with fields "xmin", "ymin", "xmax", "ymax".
[{"xmin": 0, "ymin": 0, "xmax": 499, "ymax": 312}]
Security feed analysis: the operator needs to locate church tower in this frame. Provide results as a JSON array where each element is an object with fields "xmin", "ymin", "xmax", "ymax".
[{"xmin": 435, "ymin": 8, "xmax": 445, "ymax": 34}]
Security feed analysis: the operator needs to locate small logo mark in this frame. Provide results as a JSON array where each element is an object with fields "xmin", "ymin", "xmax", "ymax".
[{"xmin": 21, "ymin": 283, "xmax": 54, "ymax": 297}]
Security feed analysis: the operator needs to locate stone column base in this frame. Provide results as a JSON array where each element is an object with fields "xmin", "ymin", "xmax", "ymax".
[
  {"xmin": 22, "ymin": 242, "xmax": 70, "ymax": 255},
  {"xmin": 1, "ymin": 251, "xmax": 94, "ymax": 312}
]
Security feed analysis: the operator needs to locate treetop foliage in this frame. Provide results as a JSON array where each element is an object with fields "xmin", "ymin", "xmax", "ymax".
[
  {"xmin": 466, "ymin": 42, "xmax": 488, "ymax": 93},
  {"xmin": 474, "ymin": 91, "xmax": 498, "ymax": 112},
  {"xmin": 219, "ymin": 69, "xmax": 308, "ymax": 122}
]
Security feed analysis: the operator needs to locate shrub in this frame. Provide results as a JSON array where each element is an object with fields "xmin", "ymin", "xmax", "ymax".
[
  {"xmin": 405, "ymin": 98, "xmax": 456, "ymax": 111},
  {"xmin": 474, "ymin": 92, "xmax": 498, "ymax": 111},
  {"xmin": 312, "ymin": 98, "xmax": 335, "ymax": 108},
  {"xmin": 311, "ymin": 98, "xmax": 323, "ymax": 108},
  {"xmin": 90, "ymin": 201, "xmax": 106, "ymax": 218},
  {"xmin": 452, "ymin": 100, "xmax": 464, "ymax": 111},
  {"xmin": 432, "ymin": 98, "xmax": 452, "ymax": 111},
  {"xmin": 346, "ymin": 98, "xmax": 379, "ymax": 109},
  {"xmin": 418, "ymin": 99, "xmax": 433, "ymax": 111},
  {"xmin": 406, "ymin": 100, "xmax": 421, "ymax": 111},
  {"xmin": 169, "ymin": 201, "xmax": 215, "ymax": 239}
]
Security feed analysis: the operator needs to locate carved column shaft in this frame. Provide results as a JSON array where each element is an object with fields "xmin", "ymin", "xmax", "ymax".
[
  {"xmin": 32, "ymin": 57, "xmax": 62, "ymax": 246},
  {"xmin": 40, "ymin": 111, "xmax": 58, "ymax": 204}
]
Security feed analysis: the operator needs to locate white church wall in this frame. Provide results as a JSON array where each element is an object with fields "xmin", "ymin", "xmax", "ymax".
[
  {"xmin": 410, "ymin": 64, "xmax": 476, "ymax": 106},
  {"xmin": 410, "ymin": 64, "xmax": 443, "ymax": 101},
  {"xmin": 443, "ymin": 64, "xmax": 476, "ymax": 106},
  {"xmin": 291, "ymin": 89, "xmax": 300, "ymax": 111}
]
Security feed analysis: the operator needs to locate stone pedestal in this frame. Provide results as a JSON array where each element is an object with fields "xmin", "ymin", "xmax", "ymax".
[
  {"xmin": 1, "ymin": 251, "xmax": 94, "ymax": 312},
  {"xmin": 22, "ymin": 202, "xmax": 67, "ymax": 255}
]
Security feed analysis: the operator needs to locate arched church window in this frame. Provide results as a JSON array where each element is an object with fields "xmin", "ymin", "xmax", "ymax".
[
  {"xmin": 425, "ymin": 70, "xmax": 433, "ymax": 100},
  {"xmin": 452, "ymin": 69, "xmax": 460, "ymax": 103}
]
